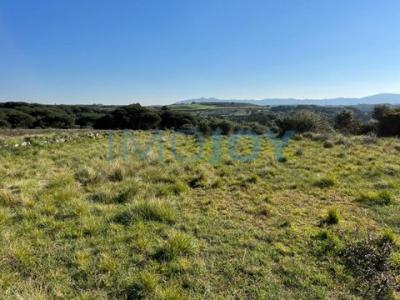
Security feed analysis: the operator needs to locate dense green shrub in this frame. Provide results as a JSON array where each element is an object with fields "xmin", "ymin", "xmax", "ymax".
[
  {"xmin": 276, "ymin": 110, "xmax": 330, "ymax": 134},
  {"xmin": 209, "ymin": 119, "xmax": 235, "ymax": 135},
  {"xmin": 376, "ymin": 110, "xmax": 400, "ymax": 136},
  {"xmin": 159, "ymin": 110, "xmax": 196, "ymax": 129},
  {"xmin": 94, "ymin": 104, "xmax": 161, "ymax": 130},
  {"xmin": 332, "ymin": 109, "xmax": 376, "ymax": 135},
  {"xmin": 3, "ymin": 109, "xmax": 35, "ymax": 128},
  {"xmin": 334, "ymin": 110, "xmax": 360, "ymax": 134}
]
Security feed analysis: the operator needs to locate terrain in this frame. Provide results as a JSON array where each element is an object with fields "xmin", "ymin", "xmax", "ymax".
[
  {"xmin": 0, "ymin": 130, "xmax": 399, "ymax": 298},
  {"xmin": 177, "ymin": 93, "xmax": 400, "ymax": 106}
]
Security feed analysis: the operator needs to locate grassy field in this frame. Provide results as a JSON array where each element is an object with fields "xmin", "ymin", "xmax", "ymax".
[
  {"xmin": 168, "ymin": 104, "xmax": 217, "ymax": 111},
  {"xmin": 0, "ymin": 130, "xmax": 399, "ymax": 299}
]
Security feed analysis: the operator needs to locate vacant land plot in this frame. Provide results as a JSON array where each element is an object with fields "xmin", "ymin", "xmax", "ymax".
[{"xmin": 0, "ymin": 131, "xmax": 399, "ymax": 299}]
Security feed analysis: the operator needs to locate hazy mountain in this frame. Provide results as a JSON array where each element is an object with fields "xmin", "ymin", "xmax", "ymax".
[{"xmin": 176, "ymin": 93, "xmax": 400, "ymax": 106}]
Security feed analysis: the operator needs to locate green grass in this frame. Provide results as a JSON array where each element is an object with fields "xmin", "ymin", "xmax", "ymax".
[
  {"xmin": 168, "ymin": 104, "xmax": 216, "ymax": 110},
  {"xmin": 356, "ymin": 190, "xmax": 393, "ymax": 206},
  {"xmin": 313, "ymin": 176, "xmax": 336, "ymax": 188},
  {"xmin": 113, "ymin": 199, "xmax": 176, "ymax": 225},
  {"xmin": 0, "ymin": 130, "xmax": 400, "ymax": 298},
  {"xmin": 322, "ymin": 208, "xmax": 340, "ymax": 225},
  {"xmin": 154, "ymin": 231, "xmax": 195, "ymax": 261}
]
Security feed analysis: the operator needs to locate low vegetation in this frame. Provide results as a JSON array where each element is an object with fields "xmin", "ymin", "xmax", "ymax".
[
  {"xmin": 0, "ymin": 129, "xmax": 399, "ymax": 298},
  {"xmin": 3, "ymin": 102, "xmax": 400, "ymax": 138}
]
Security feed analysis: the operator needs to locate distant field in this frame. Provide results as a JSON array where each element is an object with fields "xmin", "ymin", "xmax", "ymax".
[
  {"xmin": 0, "ymin": 130, "xmax": 399, "ymax": 298},
  {"xmin": 168, "ymin": 104, "xmax": 217, "ymax": 110}
]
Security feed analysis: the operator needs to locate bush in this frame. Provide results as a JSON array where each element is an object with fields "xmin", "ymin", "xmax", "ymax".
[
  {"xmin": 4, "ymin": 109, "xmax": 35, "ymax": 128},
  {"xmin": 276, "ymin": 110, "xmax": 331, "ymax": 134},
  {"xmin": 373, "ymin": 105, "xmax": 391, "ymax": 120},
  {"xmin": 209, "ymin": 119, "xmax": 235, "ymax": 135},
  {"xmin": 196, "ymin": 121, "xmax": 212, "ymax": 136},
  {"xmin": 159, "ymin": 110, "xmax": 196, "ymax": 130},
  {"xmin": 373, "ymin": 105, "xmax": 400, "ymax": 136},
  {"xmin": 95, "ymin": 104, "xmax": 161, "ymax": 130},
  {"xmin": 377, "ymin": 110, "xmax": 400, "ymax": 137},
  {"xmin": 0, "ymin": 118, "xmax": 10, "ymax": 128},
  {"xmin": 342, "ymin": 234, "xmax": 399, "ymax": 298},
  {"xmin": 334, "ymin": 110, "xmax": 358, "ymax": 134}
]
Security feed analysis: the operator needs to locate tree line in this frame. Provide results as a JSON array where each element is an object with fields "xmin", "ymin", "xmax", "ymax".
[
  {"xmin": 0, "ymin": 102, "xmax": 244, "ymax": 135},
  {"xmin": 1, "ymin": 102, "xmax": 400, "ymax": 137}
]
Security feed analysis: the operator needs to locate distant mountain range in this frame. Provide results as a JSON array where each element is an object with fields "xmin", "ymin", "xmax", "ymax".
[{"xmin": 176, "ymin": 93, "xmax": 400, "ymax": 106}]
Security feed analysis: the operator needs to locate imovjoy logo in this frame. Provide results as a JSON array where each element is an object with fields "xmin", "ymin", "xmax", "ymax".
[{"xmin": 107, "ymin": 129, "xmax": 294, "ymax": 163}]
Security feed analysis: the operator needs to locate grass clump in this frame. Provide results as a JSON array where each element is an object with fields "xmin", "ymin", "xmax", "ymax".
[
  {"xmin": 254, "ymin": 204, "xmax": 271, "ymax": 217},
  {"xmin": 313, "ymin": 176, "xmax": 336, "ymax": 188},
  {"xmin": 314, "ymin": 230, "xmax": 343, "ymax": 255},
  {"xmin": 323, "ymin": 140, "xmax": 334, "ymax": 148},
  {"xmin": 156, "ymin": 180, "xmax": 188, "ymax": 197},
  {"xmin": 91, "ymin": 184, "xmax": 139, "ymax": 204},
  {"xmin": 187, "ymin": 172, "xmax": 206, "ymax": 188},
  {"xmin": 115, "ymin": 185, "xmax": 139, "ymax": 203},
  {"xmin": 277, "ymin": 155, "xmax": 287, "ymax": 163},
  {"xmin": 154, "ymin": 232, "xmax": 195, "ymax": 261},
  {"xmin": 113, "ymin": 200, "xmax": 176, "ymax": 225},
  {"xmin": 74, "ymin": 167, "xmax": 100, "ymax": 185},
  {"xmin": 294, "ymin": 148, "xmax": 303, "ymax": 156},
  {"xmin": 0, "ymin": 189, "xmax": 20, "ymax": 207},
  {"xmin": 322, "ymin": 208, "xmax": 340, "ymax": 225},
  {"xmin": 108, "ymin": 163, "xmax": 125, "ymax": 182},
  {"xmin": 125, "ymin": 272, "xmax": 158, "ymax": 300},
  {"xmin": 356, "ymin": 191, "xmax": 393, "ymax": 206},
  {"xmin": 156, "ymin": 287, "xmax": 184, "ymax": 300}
]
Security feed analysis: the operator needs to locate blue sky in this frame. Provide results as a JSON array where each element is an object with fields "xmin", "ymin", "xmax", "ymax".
[{"xmin": 0, "ymin": 0, "xmax": 400, "ymax": 105}]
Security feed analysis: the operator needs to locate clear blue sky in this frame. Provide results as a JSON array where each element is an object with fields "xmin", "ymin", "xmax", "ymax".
[{"xmin": 1, "ymin": 0, "xmax": 400, "ymax": 105}]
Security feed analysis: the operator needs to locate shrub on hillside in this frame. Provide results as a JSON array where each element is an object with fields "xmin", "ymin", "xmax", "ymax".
[
  {"xmin": 334, "ymin": 110, "xmax": 358, "ymax": 134},
  {"xmin": 342, "ymin": 233, "xmax": 399, "ymax": 298},
  {"xmin": 3, "ymin": 109, "xmax": 35, "ymax": 128},
  {"xmin": 159, "ymin": 110, "xmax": 197, "ymax": 129},
  {"xmin": 94, "ymin": 104, "xmax": 161, "ymax": 130},
  {"xmin": 209, "ymin": 118, "xmax": 235, "ymax": 135},
  {"xmin": 372, "ymin": 104, "xmax": 400, "ymax": 136},
  {"xmin": 276, "ymin": 110, "xmax": 331, "ymax": 134},
  {"xmin": 376, "ymin": 110, "xmax": 400, "ymax": 137},
  {"xmin": 333, "ymin": 110, "xmax": 376, "ymax": 135}
]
